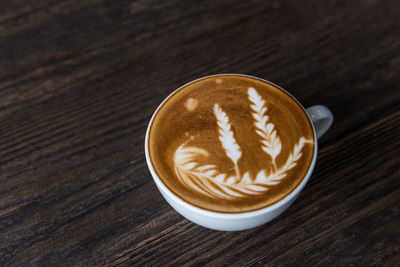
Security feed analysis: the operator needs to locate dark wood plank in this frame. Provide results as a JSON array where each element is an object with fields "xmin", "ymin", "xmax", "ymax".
[{"xmin": 0, "ymin": 0, "xmax": 399, "ymax": 265}]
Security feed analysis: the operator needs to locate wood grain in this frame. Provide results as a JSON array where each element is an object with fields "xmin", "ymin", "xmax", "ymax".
[{"xmin": 0, "ymin": 0, "xmax": 399, "ymax": 265}]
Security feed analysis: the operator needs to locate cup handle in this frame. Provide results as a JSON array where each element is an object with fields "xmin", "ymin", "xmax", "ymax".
[{"xmin": 306, "ymin": 105, "xmax": 334, "ymax": 139}]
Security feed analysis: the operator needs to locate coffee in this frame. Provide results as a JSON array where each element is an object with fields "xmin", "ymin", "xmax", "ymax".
[{"xmin": 147, "ymin": 75, "xmax": 315, "ymax": 213}]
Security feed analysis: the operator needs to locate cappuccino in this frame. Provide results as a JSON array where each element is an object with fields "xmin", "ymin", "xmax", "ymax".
[{"xmin": 147, "ymin": 75, "xmax": 315, "ymax": 213}]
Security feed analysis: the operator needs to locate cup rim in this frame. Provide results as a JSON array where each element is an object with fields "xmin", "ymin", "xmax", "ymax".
[{"xmin": 144, "ymin": 73, "xmax": 318, "ymax": 219}]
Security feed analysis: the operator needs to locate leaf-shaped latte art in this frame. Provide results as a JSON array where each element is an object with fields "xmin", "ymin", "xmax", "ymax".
[
  {"xmin": 174, "ymin": 137, "xmax": 311, "ymax": 200},
  {"xmin": 248, "ymin": 87, "xmax": 282, "ymax": 170},
  {"xmin": 213, "ymin": 104, "xmax": 242, "ymax": 179},
  {"xmin": 173, "ymin": 87, "xmax": 313, "ymax": 200}
]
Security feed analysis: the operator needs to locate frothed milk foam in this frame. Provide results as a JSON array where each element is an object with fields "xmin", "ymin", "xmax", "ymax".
[{"xmin": 148, "ymin": 75, "xmax": 315, "ymax": 213}]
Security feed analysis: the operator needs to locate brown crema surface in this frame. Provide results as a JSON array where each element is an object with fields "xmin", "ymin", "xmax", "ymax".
[{"xmin": 148, "ymin": 75, "xmax": 315, "ymax": 213}]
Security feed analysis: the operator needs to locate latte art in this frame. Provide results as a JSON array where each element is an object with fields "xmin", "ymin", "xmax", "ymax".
[
  {"xmin": 174, "ymin": 88, "xmax": 312, "ymax": 200},
  {"xmin": 148, "ymin": 75, "xmax": 315, "ymax": 213}
]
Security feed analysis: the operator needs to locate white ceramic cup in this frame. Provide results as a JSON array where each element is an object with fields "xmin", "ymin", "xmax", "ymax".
[{"xmin": 145, "ymin": 74, "xmax": 333, "ymax": 231}]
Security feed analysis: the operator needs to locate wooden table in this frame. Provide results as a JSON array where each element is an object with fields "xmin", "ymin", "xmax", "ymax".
[{"xmin": 1, "ymin": 0, "xmax": 399, "ymax": 265}]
